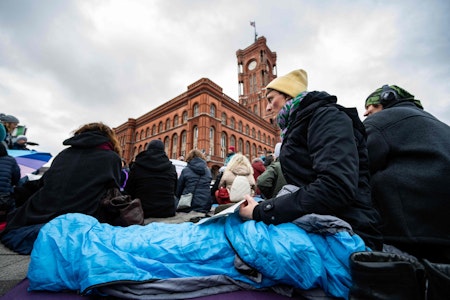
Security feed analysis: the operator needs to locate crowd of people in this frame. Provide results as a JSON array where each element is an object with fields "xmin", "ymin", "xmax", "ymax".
[{"xmin": 1, "ymin": 69, "xmax": 449, "ymax": 298}]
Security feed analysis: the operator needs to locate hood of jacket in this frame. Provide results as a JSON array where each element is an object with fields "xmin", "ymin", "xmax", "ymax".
[
  {"xmin": 133, "ymin": 148, "xmax": 173, "ymax": 172},
  {"xmin": 63, "ymin": 131, "xmax": 111, "ymax": 148},
  {"xmin": 230, "ymin": 164, "xmax": 252, "ymax": 176},
  {"xmin": 187, "ymin": 157, "xmax": 207, "ymax": 176}
]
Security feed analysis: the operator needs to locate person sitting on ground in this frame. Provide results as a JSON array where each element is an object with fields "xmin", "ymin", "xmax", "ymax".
[
  {"xmin": 0, "ymin": 143, "xmax": 21, "ymax": 223},
  {"xmin": 0, "ymin": 122, "xmax": 123, "ymax": 254},
  {"xmin": 223, "ymin": 146, "xmax": 236, "ymax": 166},
  {"xmin": 251, "ymin": 157, "xmax": 265, "ymax": 196},
  {"xmin": 363, "ymin": 84, "xmax": 450, "ymax": 263},
  {"xmin": 239, "ymin": 69, "xmax": 382, "ymax": 251},
  {"xmin": 125, "ymin": 139, "xmax": 178, "ymax": 218},
  {"xmin": 219, "ymin": 153, "xmax": 255, "ymax": 203},
  {"xmin": 0, "ymin": 114, "xmax": 19, "ymax": 149},
  {"xmin": 257, "ymin": 142, "xmax": 287, "ymax": 199},
  {"xmin": 176, "ymin": 149, "xmax": 212, "ymax": 213},
  {"xmin": 12, "ymin": 135, "xmax": 29, "ymax": 150}
]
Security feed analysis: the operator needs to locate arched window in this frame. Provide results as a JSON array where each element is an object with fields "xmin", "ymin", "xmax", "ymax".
[
  {"xmin": 193, "ymin": 126, "xmax": 198, "ymax": 149},
  {"xmin": 152, "ymin": 124, "xmax": 157, "ymax": 135},
  {"xmin": 193, "ymin": 103, "xmax": 199, "ymax": 117},
  {"xmin": 209, "ymin": 127, "xmax": 215, "ymax": 157},
  {"xmin": 245, "ymin": 124, "xmax": 249, "ymax": 135},
  {"xmin": 165, "ymin": 118, "xmax": 171, "ymax": 130},
  {"xmin": 159, "ymin": 121, "xmax": 163, "ymax": 132},
  {"xmin": 238, "ymin": 121, "xmax": 243, "ymax": 132},
  {"xmin": 221, "ymin": 132, "xmax": 227, "ymax": 159},
  {"xmin": 181, "ymin": 131, "xmax": 187, "ymax": 157},
  {"xmin": 135, "ymin": 132, "xmax": 139, "ymax": 142},
  {"xmin": 253, "ymin": 105, "xmax": 258, "ymax": 115},
  {"xmin": 146, "ymin": 127, "xmax": 150, "ymax": 137},
  {"xmin": 230, "ymin": 136, "xmax": 236, "ymax": 150},
  {"xmin": 210, "ymin": 104, "xmax": 216, "ymax": 117},
  {"xmin": 138, "ymin": 144, "xmax": 143, "ymax": 154},
  {"xmin": 246, "ymin": 141, "xmax": 250, "ymax": 155},
  {"xmin": 172, "ymin": 134, "xmax": 178, "ymax": 159},
  {"xmin": 252, "ymin": 128, "xmax": 256, "ymax": 138},
  {"xmin": 221, "ymin": 112, "xmax": 227, "ymax": 125},
  {"xmin": 238, "ymin": 138, "xmax": 243, "ymax": 153},
  {"xmin": 140, "ymin": 130, "xmax": 144, "ymax": 140},
  {"xmin": 230, "ymin": 117, "xmax": 235, "ymax": 129},
  {"xmin": 173, "ymin": 115, "xmax": 179, "ymax": 127},
  {"xmin": 263, "ymin": 133, "xmax": 266, "ymax": 143},
  {"xmin": 164, "ymin": 137, "xmax": 170, "ymax": 155},
  {"xmin": 252, "ymin": 144, "xmax": 257, "ymax": 158},
  {"xmin": 182, "ymin": 111, "xmax": 188, "ymax": 123},
  {"xmin": 258, "ymin": 130, "xmax": 261, "ymax": 140}
]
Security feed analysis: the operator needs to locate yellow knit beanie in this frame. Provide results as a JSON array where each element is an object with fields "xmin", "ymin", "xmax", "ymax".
[{"xmin": 266, "ymin": 69, "xmax": 308, "ymax": 98}]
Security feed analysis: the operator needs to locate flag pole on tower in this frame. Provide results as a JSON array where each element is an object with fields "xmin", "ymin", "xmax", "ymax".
[{"xmin": 250, "ymin": 21, "xmax": 257, "ymax": 42}]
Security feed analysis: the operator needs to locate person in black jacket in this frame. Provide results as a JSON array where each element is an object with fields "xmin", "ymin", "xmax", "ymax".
[
  {"xmin": 1, "ymin": 122, "xmax": 122, "ymax": 254},
  {"xmin": 363, "ymin": 85, "xmax": 450, "ymax": 262},
  {"xmin": 176, "ymin": 149, "xmax": 212, "ymax": 213},
  {"xmin": 0, "ymin": 143, "xmax": 20, "ymax": 222},
  {"xmin": 239, "ymin": 69, "xmax": 382, "ymax": 251},
  {"xmin": 125, "ymin": 139, "xmax": 178, "ymax": 218}
]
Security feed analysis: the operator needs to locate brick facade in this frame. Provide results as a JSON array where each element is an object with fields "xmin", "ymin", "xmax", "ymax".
[{"xmin": 114, "ymin": 37, "xmax": 280, "ymax": 176}]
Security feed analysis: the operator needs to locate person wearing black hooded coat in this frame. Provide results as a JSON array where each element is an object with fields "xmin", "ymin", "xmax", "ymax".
[
  {"xmin": 176, "ymin": 149, "xmax": 212, "ymax": 213},
  {"xmin": 125, "ymin": 139, "xmax": 178, "ymax": 218},
  {"xmin": 1, "ymin": 122, "xmax": 122, "ymax": 254}
]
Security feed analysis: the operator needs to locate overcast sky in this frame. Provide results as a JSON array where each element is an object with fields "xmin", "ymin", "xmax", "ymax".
[{"xmin": 1, "ymin": 0, "xmax": 449, "ymax": 157}]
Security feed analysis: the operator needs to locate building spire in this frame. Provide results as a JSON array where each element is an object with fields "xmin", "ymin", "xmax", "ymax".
[{"xmin": 250, "ymin": 21, "xmax": 257, "ymax": 42}]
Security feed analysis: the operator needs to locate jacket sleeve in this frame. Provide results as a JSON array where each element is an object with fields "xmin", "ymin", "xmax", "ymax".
[
  {"xmin": 257, "ymin": 165, "xmax": 277, "ymax": 198},
  {"xmin": 11, "ymin": 159, "xmax": 21, "ymax": 186},
  {"xmin": 253, "ymin": 108, "xmax": 360, "ymax": 224}
]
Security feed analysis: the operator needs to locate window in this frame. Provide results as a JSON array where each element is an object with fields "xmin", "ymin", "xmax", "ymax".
[
  {"xmin": 221, "ymin": 132, "xmax": 227, "ymax": 159},
  {"xmin": 246, "ymin": 141, "xmax": 250, "ymax": 155},
  {"xmin": 146, "ymin": 127, "xmax": 150, "ymax": 137},
  {"xmin": 152, "ymin": 125, "xmax": 157, "ymax": 135},
  {"xmin": 252, "ymin": 128, "xmax": 256, "ymax": 138},
  {"xmin": 164, "ymin": 137, "xmax": 170, "ymax": 154},
  {"xmin": 159, "ymin": 121, "xmax": 163, "ymax": 132},
  {"xmin": 258, "ymin": 130, "xmax": 261, "ymax": 141},
  {"xmin": 209, "ymin": 127, "xmax": 215, "ymax": 157},
  {"xmin": 140, "ymin": 130, "xmax": 144, "ymax": 140},
  {"xmin": 173, "ymin": 115, "xmax": 179, "ymax": 127},
  {"xmin": 230, "ymin": 136, "xmax": 236, "ymax": 150},
  {"xmin": 193, "ymin": 126, "xmax": 198, "ymax": 149},
  {"xmin": 210, "ymin": 104, "xmax": 216, "ymax": 118},
  {"xmin": 252, "ymin": 144, "xmax": 257, "ymax": 158},
  {"xmin": 172, "ymin": 134, "xmax": 178, "ymax": 159},
  {"xmin": 166, "ymin": 118, "xmax": 171, "ymax": 130},
  {"xmin": 230, "ymin": 117, "xmax": 235, "ymax": 129},
  {"xmin": 181, "ymin": 131, "xmax": 187, "ymax": 157},
  {"xmin": 135, "ymin": 132, "xmax": 139, "ymax": 142},
  {"xmin": 193, "ymin": 103, "xmax": 199, "ymax": 117},
  {"xmin": 238, "ymin": 139, "xmax": 243, "ymax": 153},
  {"xmin": 245, "ymin": 125, "xmax": 249, "ymax": 135},
  {"xmin": 238, "ymin": 121, "xmax": 243, "ymax": 132},
  {"xmin": 221, "ymin": 112, "xmax": 227, "ymax": 125},
  {"xmin": 182, "ymin": 111, "xmax": 188, "ymax": 123}
]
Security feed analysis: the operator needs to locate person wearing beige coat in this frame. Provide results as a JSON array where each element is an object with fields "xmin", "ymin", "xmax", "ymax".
[{"xmin": 219, "ymin": 154, "xmax": 255, "ymax": 202}]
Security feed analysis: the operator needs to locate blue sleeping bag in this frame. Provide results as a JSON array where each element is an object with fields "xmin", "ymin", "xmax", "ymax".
[{"xmin": 28, "ymin": 212, "xmax": 366, "ymax": 298}]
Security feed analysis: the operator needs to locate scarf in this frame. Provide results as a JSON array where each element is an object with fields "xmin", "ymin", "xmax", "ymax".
[{"xmin": 277, "ymin": 91, "xmax": 308, "ymax": 141}]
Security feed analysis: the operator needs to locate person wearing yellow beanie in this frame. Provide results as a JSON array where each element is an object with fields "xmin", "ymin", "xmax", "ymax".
[
  {"xmin": 266, "ymin": 69, "xmax": 308, "ymax": 98},
  {"xmin": 240, "ymin": 68, "xmax": 382, "ymax": 252}
]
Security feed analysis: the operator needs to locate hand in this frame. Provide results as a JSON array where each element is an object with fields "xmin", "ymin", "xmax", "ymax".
[{"xmin": 239, "ymin": 195, "xmax": 258, "ymax": 221}]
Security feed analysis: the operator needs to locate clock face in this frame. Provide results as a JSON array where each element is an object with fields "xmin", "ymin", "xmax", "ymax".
[{"xmin": 248, "ymin": 60, "xmax": 257, "ymax": 71}]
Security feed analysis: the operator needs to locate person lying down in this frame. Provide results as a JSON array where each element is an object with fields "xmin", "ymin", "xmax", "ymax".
[{"xmin": 27, "ymin": 211, "xmax": 367, "ymax": 299}]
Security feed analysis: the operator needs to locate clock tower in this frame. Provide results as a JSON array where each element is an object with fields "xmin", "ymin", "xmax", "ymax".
[{"xmin": 236, "ymin": 36, "xmax": 277, "ymax": 124}]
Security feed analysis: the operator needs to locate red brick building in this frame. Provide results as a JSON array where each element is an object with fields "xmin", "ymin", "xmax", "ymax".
[{"xmin": 114, "ymin": 37, "xmax": 279, "ymax": 176}]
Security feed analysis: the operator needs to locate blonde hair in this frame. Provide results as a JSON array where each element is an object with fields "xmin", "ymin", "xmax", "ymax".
[
  {"xmin": 226, "ymin": 153, "xmax": 253, "ymax": 174},
  {"xmin": 73, "ymin": 122, "xmax": 121, "ymax": 155},
  {"xmin": 186, "ymin": 149, "xmax": 206, "ymax": 162}
]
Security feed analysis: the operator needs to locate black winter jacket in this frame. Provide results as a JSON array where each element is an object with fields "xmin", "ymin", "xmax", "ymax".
[
  {"xmin": 3, "ymin": 131, "xmax": 122, "ymax": 232},
  {"xmin": 125, "ymin": 148, "xmax": 177, "ymax": 218},
  {"xmin": 177, "ymin": 157, "xmax": 212, "ymax": 213},
  {"xmin": 0, "ymin": 144, "xmax": 20, "ymax": 195},
  {"xmin": 364, "ymin": 101, "xmax": 450, "ymax": 259},
  {"xmin": 253, "ymin": 91, "xmax": 383, "ymax": 250}
]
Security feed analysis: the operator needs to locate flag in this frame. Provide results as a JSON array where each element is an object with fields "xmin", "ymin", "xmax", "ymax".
[{"xmin": 250, "ymin": 21, "xmax": 255, "ymax": 27}]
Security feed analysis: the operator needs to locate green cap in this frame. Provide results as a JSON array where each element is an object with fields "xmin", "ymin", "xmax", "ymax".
[{"xmin": 365, "ymin": 85, "xmax": 423, "ymax": 109}]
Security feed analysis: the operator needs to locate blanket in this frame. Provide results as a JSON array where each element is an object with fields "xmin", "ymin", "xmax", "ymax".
[{"xmin": 27, "ymin": 212, "xmax": 366, "ymax": 299}]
